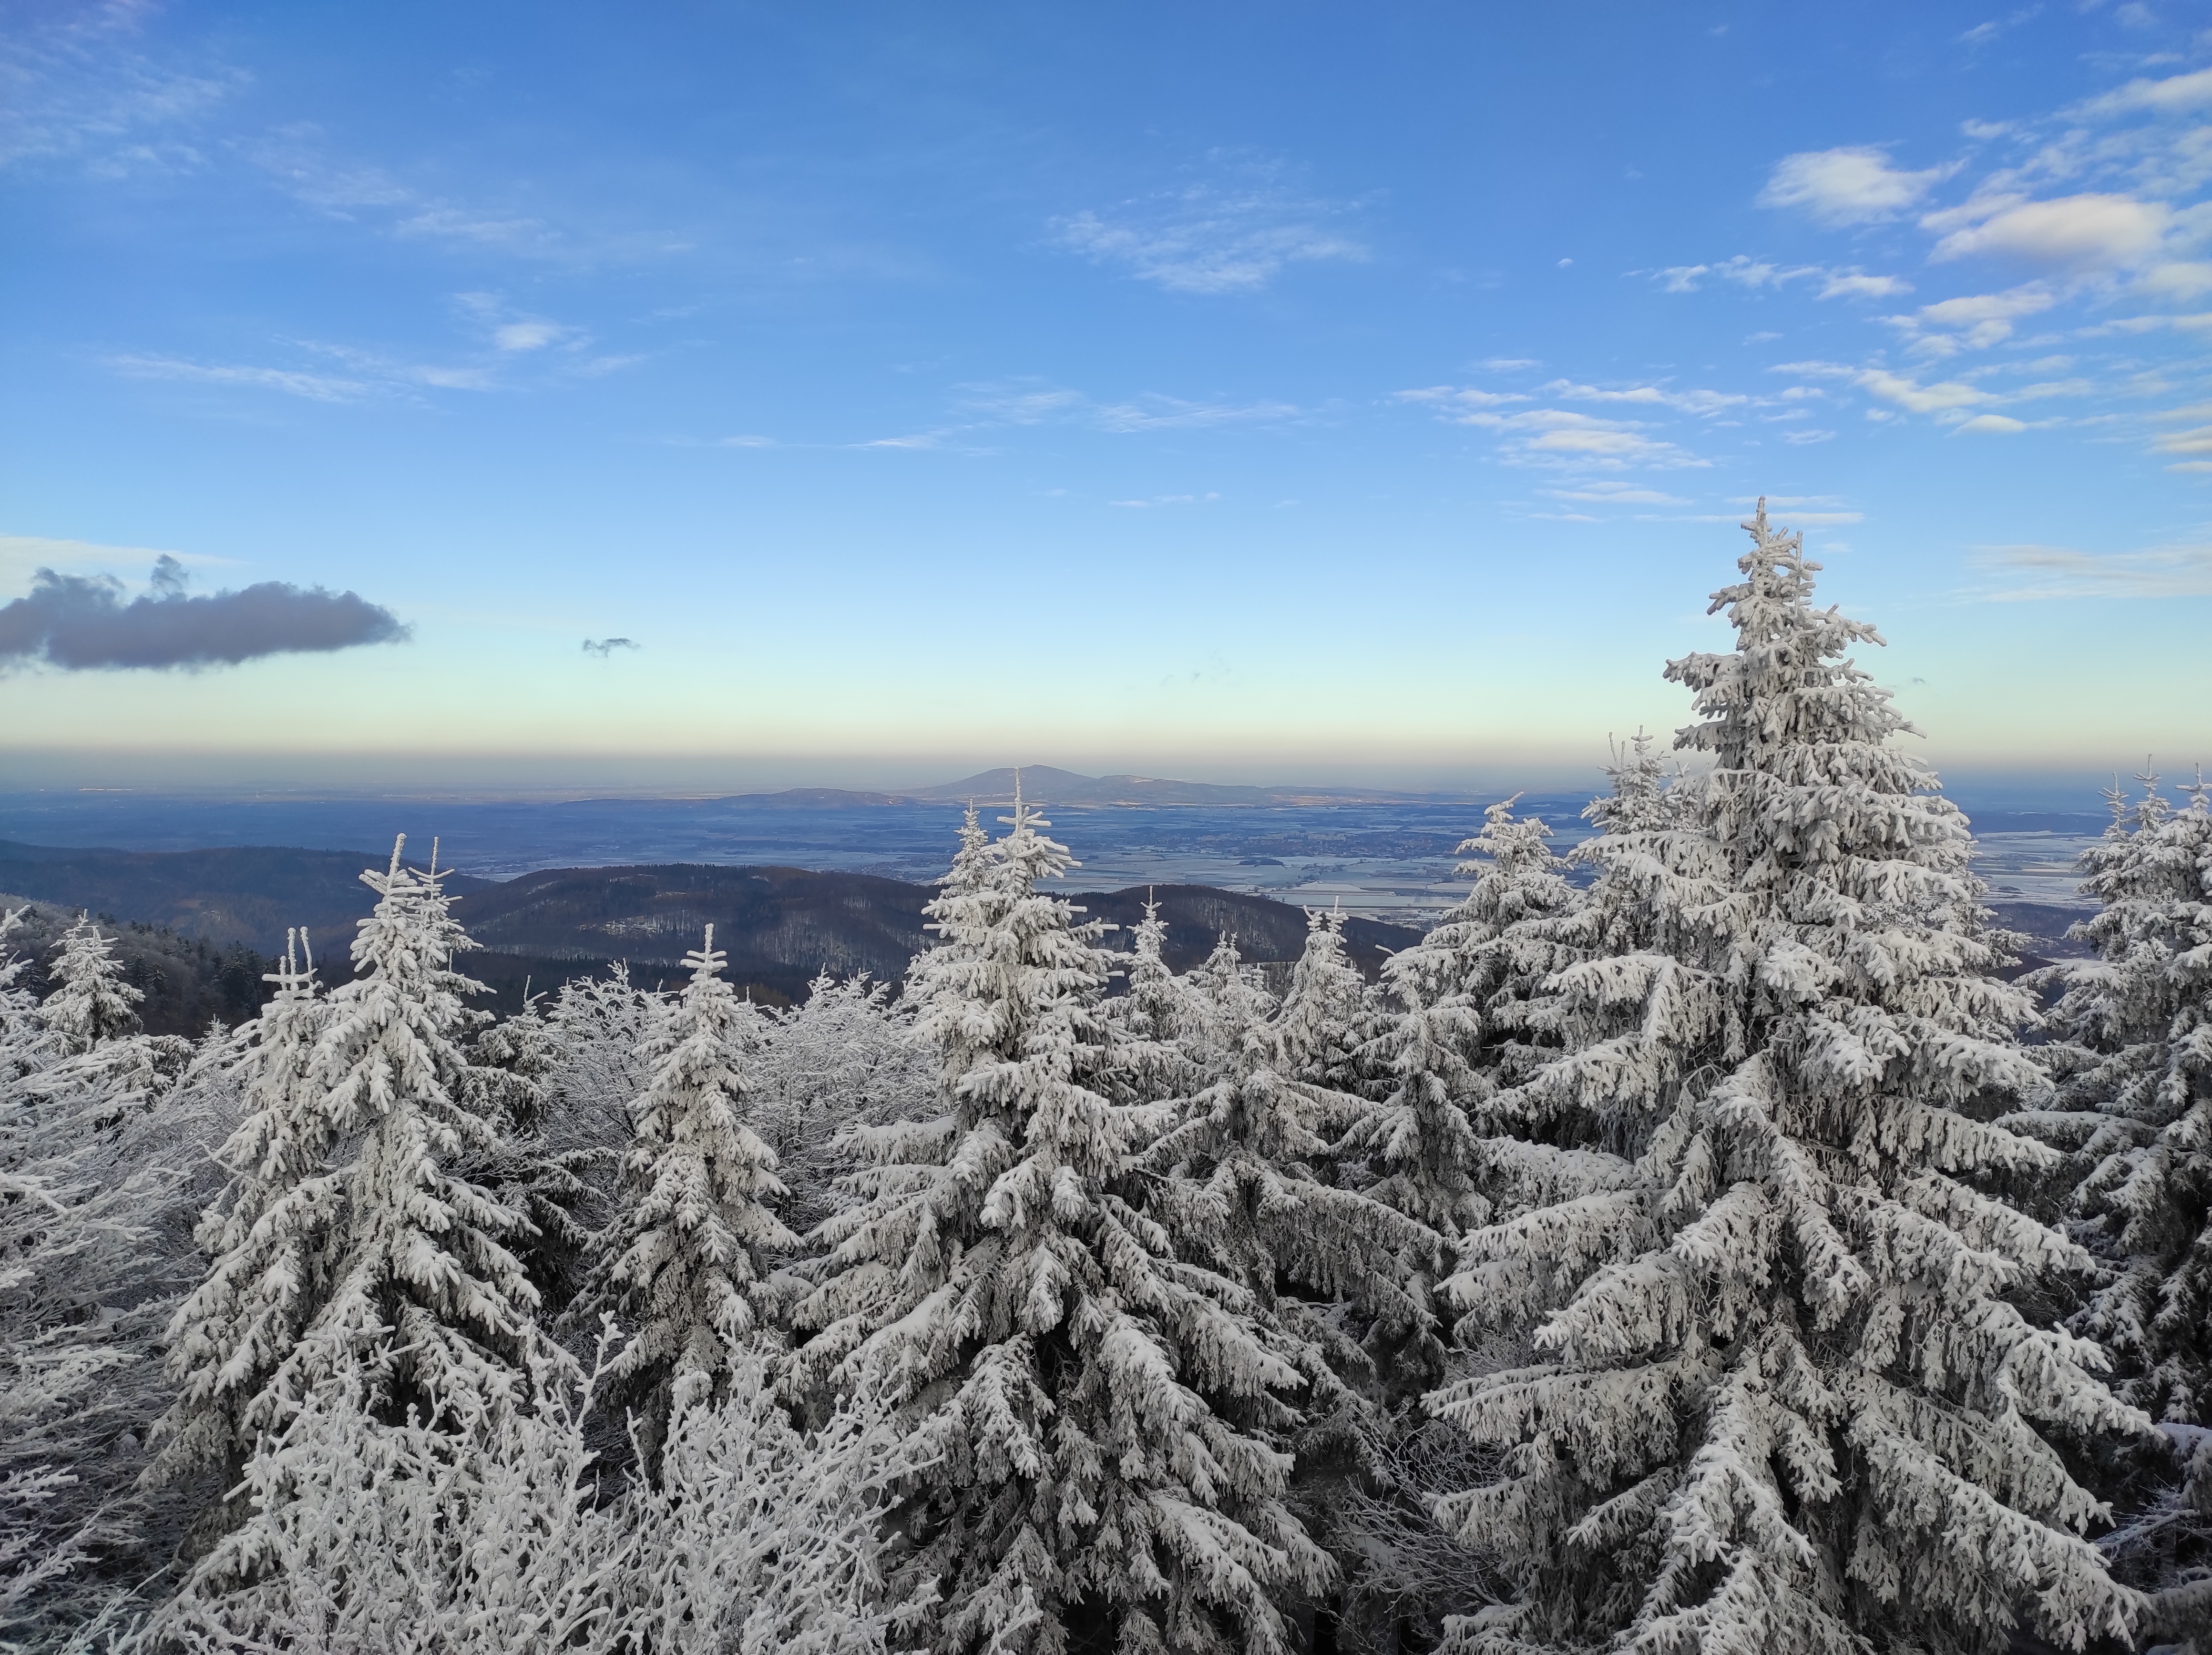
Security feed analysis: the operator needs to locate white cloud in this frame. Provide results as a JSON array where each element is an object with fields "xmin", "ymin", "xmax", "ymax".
[
  {"xmin": 956, "ymin": 384, "xmax": 1088, "ymax": 424},
  {"xmin": 1091, "ymin": 396, "xmax": 1300, "ymax": 432},
  {"xmin": 1537, "ymin": 379, "xmax": 1748, "ymax": 415},
  {"xmin": 1928, "ymin": 192, "xmax": 2170, "ymax": 268},
  {"xmin": 1975, "ymin": 541, "xmax": 2212, "ymax": 597},
  {"xmin": 2074, "ymin": 65, "xmax": 2212, "ymax": 119},
  {"xmin": 1782, "ymin": 428, "xmax": 1838, "ymax": 444},
  {"xmin": 1759, "ymin": 146, "xmax": 1953, "ymax": 225},
  {"xmin": 2138, "ymin": 260, "xmax": 2212, "ymax": 297},
  {"xmin": 2151, "ymin": 423, "xmax": 2212, "ymax": 460},
  {"xmin": 1854, "ymin": 368, "xmax": 1995, "ymax": 415},
  {"xmin": 1951, "ymin": 413, "xmax": 2030, "ymax": 433},
  {"xmin": 1545, "ymin": 483, "xmax": 1691, "ymax": 505},
  {"xmin": 1818, "ymin": 271, "xmax": 1913, "ymax": 299},
  {"xmin": 1395, "ymin": 386, "xmax": 1529, "ymax": 413},
  {"xmin": 955, "ymin": 379, "xmax": 1299, "ymax": 434},
  {"xmin": 1915, "ymin": 284, "xmax": 2058, "ymax": 328},
  {"xmin": 1890, "ymin": 281, "xmax": 2059, "ymax": 355},
  {"xmin": 0, "ymin": 7, "xmax": 247, "ymax": 174},
  {"xmin": 492, "ymin": 320, "xmax": 568, "ymax": 352},
  {"xmin": 1050, "ymin": 166, "xmax": 1367, "ymax": 295},
  {"xmin": 1657, "ymin": 257, "xmax": 1920, "ymax": 303},
  {"xmin": 1453, "ymin": 408, "xmax": 1708, "ymax": 469},
  {"xmin": 1652, "ymin": 255, "xmax": 1819, "ymax": 293},
  {"xmin": 106, "ymin": 354, "xmax": 372, "ymax": 402}
]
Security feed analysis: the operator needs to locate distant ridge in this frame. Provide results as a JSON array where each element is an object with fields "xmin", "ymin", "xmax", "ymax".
[
  {"xmin": 708, "ymin": 766, "xmax": 1435, "ymax": 810},
  {"xmin": 906, "ymin": 766, "xmax": 1278, "ymax": 807}
]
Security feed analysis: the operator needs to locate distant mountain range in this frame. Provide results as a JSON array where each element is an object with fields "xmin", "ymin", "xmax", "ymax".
[
  {"xmin": 0, "ymin": 840, "xmax": 493, "ymax": 955},
  {"xmin": 2, "ymin": 838, "xmax": 1423, "ymax": 1019},
  {"xmin": 717, "ymin": 764, "xmax": 1439, "ymax": 810}
]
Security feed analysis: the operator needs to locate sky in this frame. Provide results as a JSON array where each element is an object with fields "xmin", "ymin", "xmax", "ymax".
[{"xmin": 3, "ymin": 0, "xmax": 2211, "ymax": 797}]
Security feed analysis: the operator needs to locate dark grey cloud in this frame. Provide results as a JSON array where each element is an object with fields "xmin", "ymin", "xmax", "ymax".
[
  {"xmin": 582, "ymin": 637, "xmax": 639, "ymax": 657},
  {"xmin": 0, "ymin": 556, "xmax": 409, "ymax": 671}
]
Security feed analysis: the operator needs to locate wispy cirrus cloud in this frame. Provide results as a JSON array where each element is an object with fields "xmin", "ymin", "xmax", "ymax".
[
  {"xmin": 240, "ymin": 125, "xmax": 565, "ymax": 255},
  {"xmin": 0, "ymin": 1, "xmax": 247, "ymax": 175},
  {"xmin": 957, "ymin": 379, "xmax": 1301, "ymax": 433},
  {"xmin": 1451, "ymin": 408, "xmax": 1711, "ymax": 470},
  {"xmin": 103, "ymin": 291, "xmax": 624, "ymax": 405},
  {"xmin": 106, "ymin": 354, "xmax": 378, "ymax": 402},
  {"xmin": 1973, "ymin": 540, "xmax": 2212, "ymax": 598},
  {"xmin": 1544, "ymin": 482, "xmax": 1692, "ymax": 506},
  {"xmin": 1050, "ymin": 157, "xmax": 1367, "ymax": 295},
  {"xmin": 1536, "ymin": 379, "xmax": 1748, "ymax": 416},
  {"xmin": 1649, "ymin": 254, "xmax": 1912, "ymax": 300}
]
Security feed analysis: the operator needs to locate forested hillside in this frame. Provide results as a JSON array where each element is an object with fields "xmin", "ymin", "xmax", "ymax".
[{"xmin": 4, "ymin": 507, "xmax": 2205, "ymax": 1654}]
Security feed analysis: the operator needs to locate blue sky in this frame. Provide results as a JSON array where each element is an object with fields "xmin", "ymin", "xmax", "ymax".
[{"xmin": 3, "ymin": 0, "xmax": 2210, "ymax": 796}]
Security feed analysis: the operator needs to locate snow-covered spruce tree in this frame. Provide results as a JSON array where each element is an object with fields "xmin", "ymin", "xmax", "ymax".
[
  {"xmin": 1326, "ymin": 800, "xmax": 1580, "ymax": 1396},
  {"xmin": 799, "ymin": 790, "xmax": 1331, "ymax": 1654},
  {"xmin": 143, "ymin": 931, "xmax": 336, "ymax": 1519},
  {"xmin": 1272, "ymin": 906, "xmax": 1373, "ymax": 1093},
  {"xmin": 41, "ymin": 911, "xmax": 145, "ymax": 1054},
  {"xmin": 2041, "ymin": 771, "xmax": 2212, "ymax": 1426},
  {"xmin": 543, "ymin": 964, "xmax": 666, "ymax": 1219},
  {"xmin": 466, "ymin": 988, "xmax": 598, "ymax": 1319},
  {"xmin": 1427, "ymin": 503, "xmax": 2149, "ymax": 1654},
  {"xmin": 1382, "ymin": 796, "xmax": 1581, "ymax": 1097},
  {"xmin": 24, "ymin": 914, "xmax": 196, "ymax": 1129},
  {"xmin": 0, "ymin": 911, "xmax": 212, "ymax": 1641},
  {"xmin": 569, "ymin": 926, "xmax": 797, "ymax": 1469},
  {"xmin": 1144, "ymin": 926, "xmax": 1435, "ymax": 1382},
  {"xmin": 0, "ymin": 906, "xmax": 55, "ymax": 1081},
  {"xmin": 615, "ymin": 1344, "xmax": 912, "ymax": 1655},
  {"xmin": 1101, "ymin": 894, "xmax": 1205, "ymax": 1106},
  {"xmin": 152, "ymin": 1331, "xmax": 911, "ymax": 1655},
  {"xmin": 2031, "ymin": 769, "xmax": 2212, "ymax": 1638},
  {"xmin": 1181, "ymin": 930, "xmax": 1279, "ymax": 1076},
  {"xmin": 755, "ymin": 970, "xmax": 931, "ymax": 1236},
  {"xmin": 273, "ymin": 837, "xmax": 557, "ymax": 1430}
]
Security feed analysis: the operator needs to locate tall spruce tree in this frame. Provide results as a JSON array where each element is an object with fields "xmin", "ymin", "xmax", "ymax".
[
  {"xmin": 798, "ymin": 788, "xmax": 1331, "ymax": 1654},
  {"xmin": 571, "ymin": 926, "xmax": 796, "ymax": 1468},
  {"xmin": 2042, "ymin": 771, "xmax": 2212, "ymax": 1426},
  {"xmin": 146, "ymin": 931, "xmax": 338, "ymax": 1510},
  {"xmin": 2035, "ymin": 770, "xmax": 2212, "ymax": 1640},
  {"xmin": 41, "ymin": 913, "xmax": 144, "ymax": 1053},
  {"xmin": 1426, "ymin": 504, "xmax": 2149, "ymax": 1654},
  {"xmin": 1273, "ymin": 907, "xmax": 1372, "ymax": 1094},
  {"xmin": 282, "ymin": 838, "xmax": 557, "ymax": 1427}
]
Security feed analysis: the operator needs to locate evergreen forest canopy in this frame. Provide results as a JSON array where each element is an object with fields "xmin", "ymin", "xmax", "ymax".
[{"xmin": 3, "ymin": 504, "xmax": 2207, "ymax": 1655}]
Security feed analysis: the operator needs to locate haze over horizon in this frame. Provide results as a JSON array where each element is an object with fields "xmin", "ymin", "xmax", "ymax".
[{"xmin": 5, "ymin": 2, "xmax": 2210, "ymax": 791}]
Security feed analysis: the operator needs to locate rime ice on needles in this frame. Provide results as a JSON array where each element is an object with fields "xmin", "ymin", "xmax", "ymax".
[
  {"xmin": 285, "ymin": 836, "xmax": 557, "ymax": 1428},
  {"xmin": 146, "ymin": 930, "xmax": 338, "ymax": 1503},
  {"xmin": 1427, "ymin": 502, "xmax": 2150, "ymax": 1655},
  {"xmin": 2033, "ymin": 769, "xmax": 2212, "ymax": 1639},
  {"xmin": 799, "ymin": 783, "xmax": 1331, "ymax": 1653},
  {"xmin": 2042, "ymin": 770, "xmax": 2212, "ymax": 1428},
  {"xmin": 40, "ymin": 911, "xmax": 144, "ymax": 1053},
  {"xmin": 573, "ymin": 924, "xmax": 797, "ymax": 1462},
  {"xmin": 1273, "ymin": 906, "xmax": 1372, "ymax": 1093}
]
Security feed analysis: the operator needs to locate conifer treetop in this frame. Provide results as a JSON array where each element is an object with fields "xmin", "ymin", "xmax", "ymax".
[
  {"xmin": 1429, "ymin": 503, "xmax": 2149, "ymax": 1655},
  {"xmin": 41, "ymin": 912, "xmax": 144, "ymax": 1052}
]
